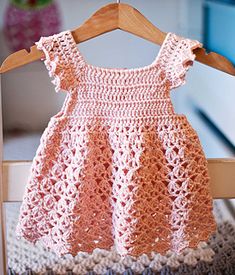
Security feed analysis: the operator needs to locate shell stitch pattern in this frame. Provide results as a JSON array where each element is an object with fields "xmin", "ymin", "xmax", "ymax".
[
  {"xmin": 35, "ymin": 31, "xmax": 85, "ymax": 93},
  {"xmin": 164, "ymin": 35, "xmax": 203, "ymax": 89},
  {"xmin": 16, "ymin": 30, "xmax": 217, "ymax": 259}
]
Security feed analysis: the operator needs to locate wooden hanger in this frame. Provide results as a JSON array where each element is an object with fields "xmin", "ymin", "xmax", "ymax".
[{"xmin": 1, "ymin": 1, "xmax": 235, "ymax": 75}]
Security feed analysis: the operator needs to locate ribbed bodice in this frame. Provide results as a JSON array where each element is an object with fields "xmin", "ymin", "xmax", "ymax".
[
  {"xmin": 69, "ymin": 65, "xmax": 175, "ymax": 120},
  {"xmin": 35, "ymin": 30, "xmax": 203, "ymax": 125}
]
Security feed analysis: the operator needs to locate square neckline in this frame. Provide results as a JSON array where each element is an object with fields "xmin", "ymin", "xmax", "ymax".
[{"xmin": 67, "ymin": 30, "xmax": 172, "ymax": 74}]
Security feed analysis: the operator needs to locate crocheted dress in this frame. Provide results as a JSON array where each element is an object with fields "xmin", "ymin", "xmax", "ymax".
[{"xmin": 16, "ymin": 30, "xmax": 217, "ymax": 258}]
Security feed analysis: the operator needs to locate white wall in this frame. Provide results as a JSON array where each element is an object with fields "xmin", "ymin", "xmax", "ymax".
[{"xmin": 0, "ymin": 0, "xmax": 201, "ymax": 132}]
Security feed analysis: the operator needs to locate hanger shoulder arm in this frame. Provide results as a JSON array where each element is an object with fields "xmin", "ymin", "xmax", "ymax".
[
  {"xmin": 0, "ymin": 45, "xmax": 42, "ymax": 73},
  {"xmin": 119, "ymin": 4, "xmax": 165, "ymax": 45},
  {"xmin": 194, "ymin": 47, "xmax": 235, "ymax": 76},
  {"xmin": 72, "ymin": 3, "xmax": 119, "ymax": 44}
]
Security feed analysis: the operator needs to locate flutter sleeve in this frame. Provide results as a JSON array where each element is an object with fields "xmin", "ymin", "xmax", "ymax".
[
  {"xmin": 35, "ymin": 31, "xmax": 80, "ymax": 93},
  {"xmin": 165, "ymin": 35, "xmax": 203, "ymax": 90}
]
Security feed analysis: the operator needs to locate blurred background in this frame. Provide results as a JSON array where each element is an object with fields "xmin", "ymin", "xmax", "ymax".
[{"xmin": 0, "ymin": 0, "xmax": 235, "ymax": 274}]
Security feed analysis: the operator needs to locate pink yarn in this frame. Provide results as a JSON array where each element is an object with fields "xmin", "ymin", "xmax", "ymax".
[{"xmin": 15, "ymin": 30, "xmax": 217, "ymax": 258}]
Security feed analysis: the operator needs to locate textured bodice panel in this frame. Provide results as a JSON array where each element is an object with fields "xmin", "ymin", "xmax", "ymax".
[
  {"xmin": 70, "ymin": 67, "xmax": 175, "ymax": 119},
  {"xmin": 34, "ymin": 30, "xmax": 202, "ymax": 123}
]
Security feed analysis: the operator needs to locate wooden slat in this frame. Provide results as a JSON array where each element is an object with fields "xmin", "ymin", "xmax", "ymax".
[
  {"xmin": 207, "ymin": 158, "xmax": 235, "ymax": 199},
  {"xmin": 0, "ymin": 75, "xmax": 7, "ymax": 274},
  {"xmin": 2, "ymin": 159, "xmax": 235, "ymax": 201},
  {"xmin": 2, "ymin": 161, "xmax": 32, "ymax": 202}
]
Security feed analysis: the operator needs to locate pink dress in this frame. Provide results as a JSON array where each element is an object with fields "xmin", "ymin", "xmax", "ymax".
[{"xmin": 16, "ymin": 30, "xmax": 217, "ymax": 258}]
